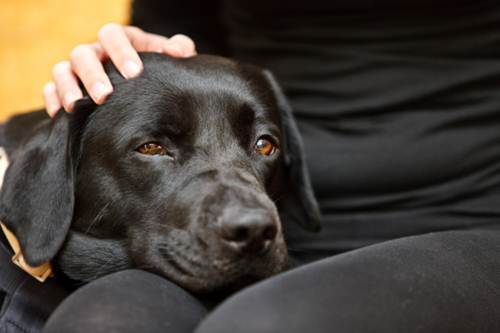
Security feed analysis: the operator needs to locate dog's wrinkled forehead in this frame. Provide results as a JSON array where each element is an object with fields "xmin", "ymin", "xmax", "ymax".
[{"xmin": 82, "ymin": 54, "xmax": 281, "ymax": 152}]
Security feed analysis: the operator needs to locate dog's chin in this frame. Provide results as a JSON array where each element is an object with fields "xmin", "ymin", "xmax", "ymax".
[{"xmin": 150, "ymin": 242, "xmax": 289, "ymax": 293}]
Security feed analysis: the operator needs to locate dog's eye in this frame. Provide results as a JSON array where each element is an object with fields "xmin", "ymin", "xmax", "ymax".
[
  {"xmin": 255, "ymin": 136, "xmax": 277, "ymax": 156},
  {"xmin": 137, "ymin": 143, "xmax": 168, "ymax": 156}
]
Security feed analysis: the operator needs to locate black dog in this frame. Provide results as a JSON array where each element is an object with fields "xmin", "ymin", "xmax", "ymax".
[{"xmin": 0, "ymin": 53, "xmax": 320, "ymax": 293}]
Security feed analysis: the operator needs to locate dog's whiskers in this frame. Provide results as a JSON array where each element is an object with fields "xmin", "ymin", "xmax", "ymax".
[{"xmin": 85, "ymin": 202, "xmax": 111, "ymax": 235}]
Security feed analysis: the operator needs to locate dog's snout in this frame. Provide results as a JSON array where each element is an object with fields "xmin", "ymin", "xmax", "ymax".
[{"xmin": 217, "ymin": 209, "xmax": 278, "ymax": 254}]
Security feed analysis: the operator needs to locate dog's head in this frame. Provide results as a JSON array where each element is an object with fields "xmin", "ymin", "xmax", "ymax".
[{"xmin": 0, "ymin": 53, "xmax": 320, "ymax": 292}]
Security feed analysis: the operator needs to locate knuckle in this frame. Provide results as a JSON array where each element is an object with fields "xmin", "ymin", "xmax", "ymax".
[
  {"xmin": 70, "ymin": 44, "xmax": 91, "ymax": 60},
  {"xmin": 52, "ymin": 61, "xmax": 70, "ymax": 76},
  {"xmin": 43, "ymin": 82, "xmax": 56, "ymax": 95},
  {"xmin": 126, "ymin": 25, "xmax": 144, "ymax": 35},
  {"xmin": 43, "ymin": 81, "xmax": 55, "ymax": 90},
  {"xmin": 98, "ymin": 22, "xmax": 122, "ymax": 39}
]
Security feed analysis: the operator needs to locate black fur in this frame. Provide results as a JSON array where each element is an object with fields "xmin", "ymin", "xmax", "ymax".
[{"xmin": 0, "ymin": 53, "xmax": 320, "ymax": 292}]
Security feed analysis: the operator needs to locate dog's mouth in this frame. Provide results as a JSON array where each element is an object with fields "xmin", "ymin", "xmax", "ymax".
[
  {"xmin": 138, "ymin": 183, "xmax": 291, "ymax": 292},
  {"xmin": 149, "ymin": 230, "xmax": 289, "ymax": 293}
]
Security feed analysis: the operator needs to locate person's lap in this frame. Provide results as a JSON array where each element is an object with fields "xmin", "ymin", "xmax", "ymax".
[
  {"xmin": 44, "ymin": 229, "xmax": 500, "ymax": 333},
  {"xmin": 43, "ymin": 270, "xmax": 207, "ymax": 333}
]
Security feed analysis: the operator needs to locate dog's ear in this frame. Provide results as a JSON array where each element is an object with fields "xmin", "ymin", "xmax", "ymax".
[
  {"xmin": 0, "ymin": 98, "xmax": 95, "ymax": 266},
  {"xmin": 263, "ymin": 70, "xmax": 321, "ymax": 232}
]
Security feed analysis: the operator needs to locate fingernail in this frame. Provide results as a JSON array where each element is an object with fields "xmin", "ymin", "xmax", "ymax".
[
  {"xmin": 64, "ymin": 91, "xmax": 79, "ymax": 110},
  {"xmin": 91, "ymin": 82, "xmax": 112, "ymax": 103},
  {"xmin": 123, "ymin": 60, "xmax": 142, "ymax": 78}
]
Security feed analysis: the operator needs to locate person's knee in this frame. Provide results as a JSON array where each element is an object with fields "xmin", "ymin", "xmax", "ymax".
[
  {"xmin": 44, "ymin": 269, "xmax": 207, "ymax": 333},
  {"xmin": 196, "ymin": 230, "xmax": 500, "ymax": 333},
  {"xmin": 195, "ymin": 288, "xmax": 288, "ymax": 333}
]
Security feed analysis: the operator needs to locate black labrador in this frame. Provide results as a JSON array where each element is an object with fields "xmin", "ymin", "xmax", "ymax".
[{"xmin": 0, "ymin": 53, "xmax": 320, "ymax": 293}]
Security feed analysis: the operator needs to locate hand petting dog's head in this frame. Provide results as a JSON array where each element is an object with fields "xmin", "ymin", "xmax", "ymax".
[{"xmin": 0, "ymin": 53, "xmax": 320, "ymax": 292}]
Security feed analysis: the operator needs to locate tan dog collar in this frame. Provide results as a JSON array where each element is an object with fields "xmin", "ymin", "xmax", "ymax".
[
  {"xmin": 1, "ymin": 223, "xmax": 53, "ymax": 282},
  {"xmin": 0, "ymin": 147, "xmax": 53, "ymax": 282}
]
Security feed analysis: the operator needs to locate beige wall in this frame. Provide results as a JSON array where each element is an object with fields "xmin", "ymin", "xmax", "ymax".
[{"xmin": 0, "ymin": 0, "xmax": 131, "ymax": 121}]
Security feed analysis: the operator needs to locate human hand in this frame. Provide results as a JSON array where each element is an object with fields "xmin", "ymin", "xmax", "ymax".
[{"xmin": 43, "ymin": 23, "xmax": 196, "ymax": 117}]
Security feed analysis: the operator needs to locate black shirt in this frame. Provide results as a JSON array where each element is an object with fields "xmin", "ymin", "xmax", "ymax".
[{"xmin": 132, "ymin": 0, "xmax": 500, "ymax": 261}]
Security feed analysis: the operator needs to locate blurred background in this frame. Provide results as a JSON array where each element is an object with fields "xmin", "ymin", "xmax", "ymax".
[{"xmin": 0, "ymin": 0, "xmax": 131, "ymax": 121}]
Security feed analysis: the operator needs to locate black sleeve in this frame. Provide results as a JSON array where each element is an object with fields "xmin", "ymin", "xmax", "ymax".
[{"xmin": 130, "ymin": 0, "xmax": 229, "ymax": 56}]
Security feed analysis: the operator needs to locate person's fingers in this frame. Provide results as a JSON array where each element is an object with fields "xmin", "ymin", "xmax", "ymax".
[
  {"xmin": 122, "ymin": 26, "xmax": 155, "ymax": 51},
  {"xmin": 43, "ymin": 82, "xmax": 62, "ymax": 117},
  {"xmin": 122, "ymin": 27, "xmax": 197, "ymax": 57},
  {"xmin": 98, "ymin": 23, "xmax": 143, "ymax": 79},
  {"xmin": 168, "ymin": 34, "xmax": 197, "ymax": 57},
  {"xmin": 51, "ymin": 60, "xmax": 83, "ymax": 112},
  {"xmin": 70, "ymin": 44, "xmax": 113, "ymax": 104},
  {"xmin": 46, "ymin": 23, "xmax": 196, "ymax": 113}
]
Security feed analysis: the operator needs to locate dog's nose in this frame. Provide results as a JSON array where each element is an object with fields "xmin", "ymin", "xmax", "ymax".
[{"xmin": 217, "ymin": 209, "xmax": 278, "ymax": 254}]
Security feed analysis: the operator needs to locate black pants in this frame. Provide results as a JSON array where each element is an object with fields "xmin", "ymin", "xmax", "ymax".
[{"xmin": 43, "ymin": 229, "xmax": 500, "ymax": 333}]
